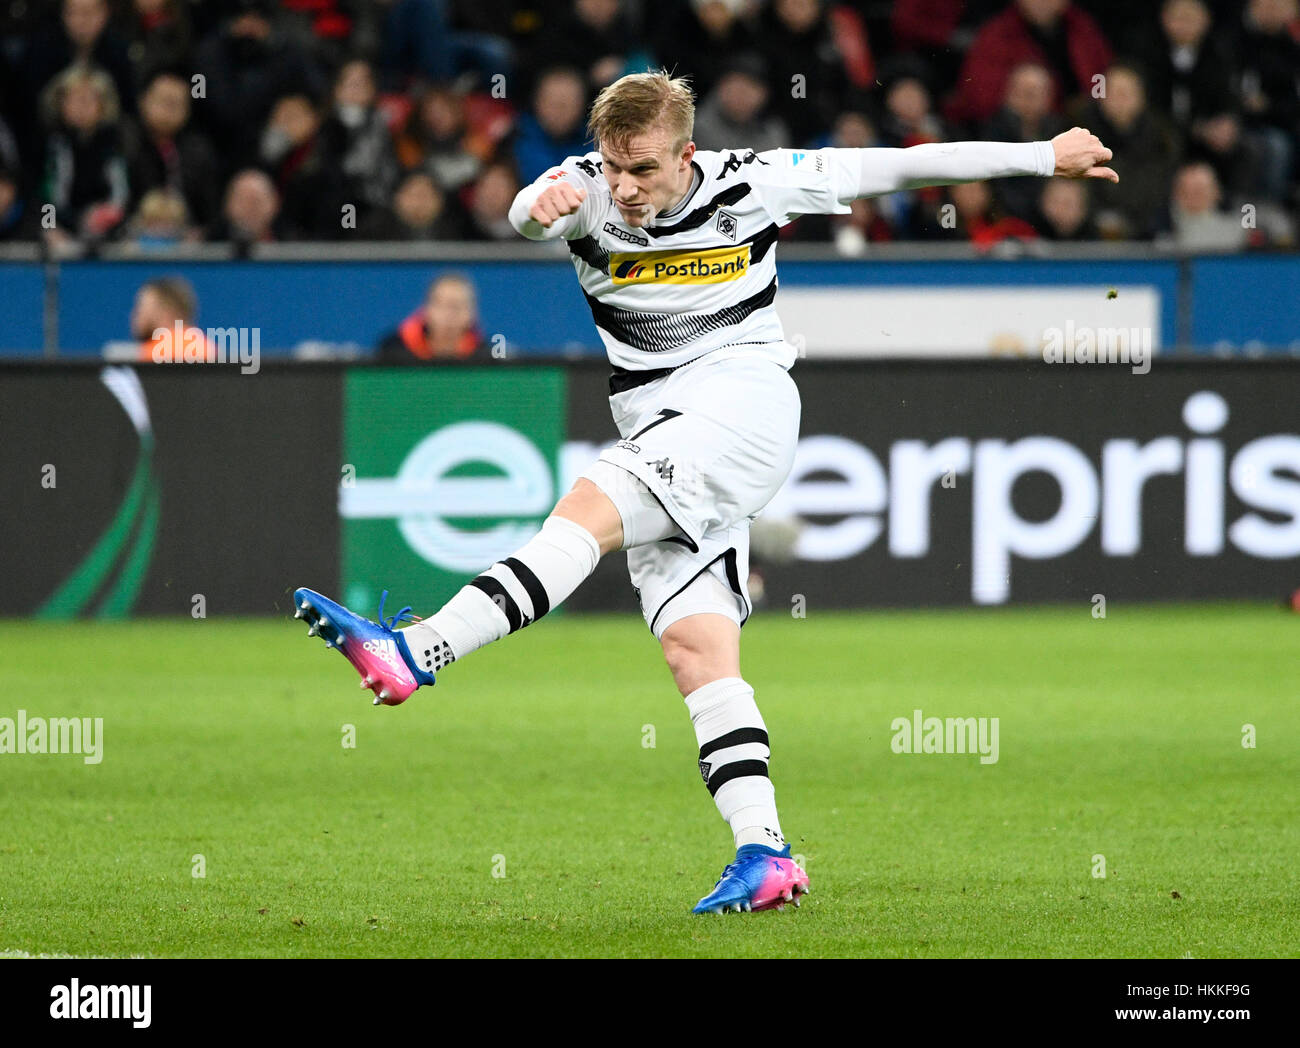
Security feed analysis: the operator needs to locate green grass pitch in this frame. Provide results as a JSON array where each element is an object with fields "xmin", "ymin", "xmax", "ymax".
[{"xmin": 1, "ymin": 604, "xmax": 1295, "ymax": 958}]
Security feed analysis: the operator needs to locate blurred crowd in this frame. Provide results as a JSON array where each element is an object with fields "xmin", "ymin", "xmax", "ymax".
[{"xmin": 0, "ymin": 0, "xmax": 1297, "ymax": 255}]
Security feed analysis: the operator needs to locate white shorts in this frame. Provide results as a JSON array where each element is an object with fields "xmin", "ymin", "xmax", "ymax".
[{"xmin": 580, "ymin": 351, "xmax": 802, "ymax": 639}]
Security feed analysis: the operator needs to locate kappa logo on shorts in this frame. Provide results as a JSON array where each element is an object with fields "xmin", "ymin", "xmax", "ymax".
[
  {"xmin": 648, "ymin": 457, "xmax": 674, "ymax": 484},
  {"xmin": 698, "ymin": 758, "xmax": 711, "ymax": 784}
]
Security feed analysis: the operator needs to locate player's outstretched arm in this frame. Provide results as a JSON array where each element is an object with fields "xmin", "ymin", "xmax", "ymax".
[
  {"xmin": 509, "ymin": 178, "xmax": 590, "ymax": 241},
  {"xmin": 837, "ymin": 127, "xmax": 1118, "ymax": 202}
]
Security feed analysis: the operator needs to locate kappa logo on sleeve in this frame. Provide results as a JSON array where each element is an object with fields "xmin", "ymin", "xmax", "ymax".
[{"xmin": 610, "ymin": 244, "xmax": 751, "ymax": 285}]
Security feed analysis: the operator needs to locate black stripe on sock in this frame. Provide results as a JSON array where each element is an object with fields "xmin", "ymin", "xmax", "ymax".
[
  {"xmin": 705, "ymin": 759, "xmax": 770, "ymax": 796},
  {"xmin": 470, "ymin": 575, "xmax": 522, "ymax": 633},
  {"xmin": 503, "ymin": 557, "xmax": 549, "ymax": 621},
  {"xmin": 698, "ymin": 727, "xmax": 769, "ymax": 761}
]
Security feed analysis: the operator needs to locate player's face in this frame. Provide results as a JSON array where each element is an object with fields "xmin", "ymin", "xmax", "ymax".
[{"xmin": 601, "ymin": 128, "xmax": 695, "ymax": 228}]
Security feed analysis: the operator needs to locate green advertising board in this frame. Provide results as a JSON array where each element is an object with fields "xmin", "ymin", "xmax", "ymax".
[{"xmin": 341, "ymin": 367, "xmax": 567, "ymax": 614}]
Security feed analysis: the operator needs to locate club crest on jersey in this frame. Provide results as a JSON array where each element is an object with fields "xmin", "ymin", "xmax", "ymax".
[
  {"xmin": 610, "ymin": 244, "xmax": 750, "ymax": 285},
  {"xmin": 714, "ymin": 209, "xmax": 738, "ymax": 241}
]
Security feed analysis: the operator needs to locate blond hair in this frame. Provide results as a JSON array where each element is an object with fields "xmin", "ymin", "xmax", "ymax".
[{"xmin": 587, "ymin": 70, "xmax": 695, "ymax": 155}]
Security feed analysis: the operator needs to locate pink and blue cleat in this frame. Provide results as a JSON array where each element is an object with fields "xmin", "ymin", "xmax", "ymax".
[
  {"xmin": 292, "ymin": 587, "xmax": 436, "ymax": 706},
  {"xmin": 692, "ymin": 843, "xmax": 811, "ymax": 914}
]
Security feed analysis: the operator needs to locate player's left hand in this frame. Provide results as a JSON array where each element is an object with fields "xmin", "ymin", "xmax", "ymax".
[{"xmin": 1051, "ymin": 127, "xmax": 1118, "ymax": 182}]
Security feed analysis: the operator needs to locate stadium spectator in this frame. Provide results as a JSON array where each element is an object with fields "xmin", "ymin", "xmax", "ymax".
[
  {"xmin": 757, "ymin": 0, "xmax": 867, "ymax": 146},
  {"xmin": 395, "ymin": 86, "xmax": 486, "ymax": 193},
  {"xmin": 122, "ymin": 186, "xmax": 191, "ymax": 250},
  {"xmin": 926, "ymin": 179, "xmax": 1041, "ymax": 250},
  {"xmin": 462, "ymin": 161, "xmax": 521, "ymax": 240},
  {"xmin": 40, "ymin": 64, "xmax": 129, "ymax": 244},
  {"xmin": 121, "ymin": 71, "xmax": 220, "ymax": 230},
  {"xmin": 0, "ymin": 165, "xmax": 41, "ymax": 240},
  {"xmin": 944, "ymin": 0, "xmax": 1113, "ymax": 129},
  {"xmin": 318, "ymin": 59, "xmax": 400, "ymax": 217},
  {"xmin": 512, "ymin": 67, "xmax": 590, "ymax": 181},
  {"xmin": 124, "ymin": 274, "xmax": 215, "ymax": 363},
  {"xmin": 24, "ymin": 0, "xmax": 135, "ymax": 120},
  {"xmin": 378, "ymin": 0, "xmax": 513, "ymax": 90},
  {"xmin": 124, "ymin": 0, "xmax": 196, "ymax": 91},
  {"xmin": 1036, "ymin": 176, "xmax": 1097, "ymax": 238},
  {"xmin": 1186, "ymin": 111, "xmax": 1265, "ymax": 204},
  {"xmin": 209, "ymin": 167, "xmax": 282, "ymax": 247},
  {"xmin": 192, "ymin": 0, "xmax": 328, "ymax": 175},
  {"xmin": 1234, "ymin": 0, "xmax": 1300, "ymax": 203},
  {"xmin": 1140, "ymin": 0, "xmax": 1235, "ymax": 132},
  {"xmin": 652, "ymin": 0, "xmax": 761, "ymax": 104},
  {"xmin": 881, "ymin": 74, "xmax": 946, "ymax": 147},
  {"xmin": 984, "ymin": 63, "xmax": 1068, "ymax": 221},
  {"xmin": 1081, "ymin": 63, "xmax": 1181, "ymax": 239},
  {"xmin": 530, "ymin": 0, "xmax": 652, "ymax": 97},
  {"xmin": 691, "ymin": 54, "xmax": 790, "ymax": 154},
  {"xmin": 259, "ymin": 93, "xmax": 343, "ymax": 239},
  {"xmin": 375, "ymin": 273, "xmax": 491, "ymax": 363},
  {"xmin": 359, "ymin": 168, "xmax": 469, "ymax": 240},
  {"xmin": 1162, "ymin": 161, "xmax": 1249, "ymax": 249}
]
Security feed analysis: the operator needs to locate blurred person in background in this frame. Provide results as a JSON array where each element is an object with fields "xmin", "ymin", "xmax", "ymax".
[
  {"xmin": 0, "ymin": 164, "xmax": 41, "ymax": 240},
  {"xmin": 376, "ymin": 272, "xmax": 491, "ymax": 363},
  {"xmin": 209, "ymin": 167, "xmax": 282, "ymax": 248},
  {"xmin": 653, "ymin": 0, "xmax": 760, "ymax": 103},
  {"xmin": 1161, "ymin": 160, "xmax": 1249, "ymax": 249},
  {"xmin": 25, "ymin": 0, "xmax": 134, "ymax": 127},
  {"xmin": 319, "ymin": 59, "xmax": 399, "ymax": 220},
  {"xmin": 1141, "ymin": 0, "xmax": 1235, "ymax": 135},
  {"xmin": 125, "ymin": 0, "xmax": 195, "ymax": 91},
  {"xmin": 462, "ymin": 160, "xmax": 521, "ymax": 240},
  {"xmin": 1234, "ymin": 0, "xmax": 1300, "ymax": 204},
  {"xmin": 122, "ymin": 70, "xmax": 219, "ymax": 230},
  {"xmin": 106, "ymin": 274, "xmax": 214, "ymax": 362},
  {"xmin": 758, "ymin": 0, "xmax": 867, "ymax": 147},
  {"xmin": 1081, "ymin": 62, "xmax": 1180, "ymax": 239},
  {"xmin": 512, "ymin": 66, "xmax": 590, "ymax": 181},
  {"xmin": 396, "ymin": 86, "xmax": 486, "ymax": 192},
  {"xmin": 944, "ymin": 0, "xmax": 1113, "ymax": 130},
  {"xmin": 924, "ymin": 178, "xmax": 1040, "ymax": 249},
  {"xmin": 378, "ymin": 0, "xmax": 512, "ymax": 90},
  {"xmin": 1036, "ymin": 175, "xmax": 1097, "ymax": 238},
  {"xmin": 984, "ymin": 62, "xmax": 1068, "ymax": 221},
  {"xmin": 40, "ymin": 63, "xmax": 129, "ymax": 245},
  {"xmin": 193, "ymin": 0, "xmax": 327, "ymax": 174},
  {"xmin": 259, "ymin": 93, "xmax": 342, "ymax": 239},
  {"xmin": 531, "ymin": 0, "xmax": 651, "ymax": 97},
  {"xmin": 123, "ymin": 185, "xmax": 192, "ymax": 249},
  {"xmin": 359, "ymin": 168, "xmax": 468, "ymax": 239},
  {"xmin": 880, "ymin": 73, "xmax": 945, "ymax": 147},
  {"xmin": 691, "ymin": 53, "xmax": 789, "ymax": 153}
]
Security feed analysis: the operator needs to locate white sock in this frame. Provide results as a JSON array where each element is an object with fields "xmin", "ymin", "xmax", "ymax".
[
  {"xmin": 684, "ymin": 676, "xmax": 786, "ymax": 852},
  {"xmin": 402, "ymin": 515, "xmax": 601, "ymax": 672}
]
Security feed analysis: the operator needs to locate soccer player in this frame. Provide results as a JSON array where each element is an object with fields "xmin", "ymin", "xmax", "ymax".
[{"xmin": 293, "ymin": 70, "xmax": 1117, "ymax": 915}]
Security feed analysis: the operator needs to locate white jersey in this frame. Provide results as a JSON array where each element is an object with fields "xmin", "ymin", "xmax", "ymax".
[{"xmin": 522, "ymin": 146, "xmax": 854, "ymax": 372}]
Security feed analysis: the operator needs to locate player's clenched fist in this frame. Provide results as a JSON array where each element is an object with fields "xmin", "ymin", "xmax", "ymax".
[
  {"xmin": 1051, "ymin": 127, "xmax": 1118, "ymax": 183},
  {"xmin": 530, "ymin": 182, "xmax": 588, "ymax": 227}
]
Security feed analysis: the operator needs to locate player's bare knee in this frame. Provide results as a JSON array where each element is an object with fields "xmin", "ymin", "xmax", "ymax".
[
  {"xmin": 551, "ymin": 478, "xmax": 623, "ymax": 556},
  {"xmin": 660, "ymin": 627, "xmax": 737, "ymax": 697}
]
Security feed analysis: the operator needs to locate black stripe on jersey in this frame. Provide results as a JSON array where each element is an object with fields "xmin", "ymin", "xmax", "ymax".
[
  {"xmin": 584, "ymin": 276, "xmax": 777, "ymax": 353},
  {"xmin": 503, "ymin": 556, "xmax": 549, "ymax": 620},
  {"xmin": 699, "ymin": 727, "xmax": 770, "ymax": 761},
  {"xmin": 644, "ymin": 183, "xmax": 752, "ymax": 238},
  {"xmin": 747, "ymin": 222, "xmax": 779, "ymax": 264},
  {"xmin": 568, "ymin": 234, "xmax": 611, "ymax": 275},
  {"xmin": 470, "ymin": 575, "xmax": 524, "ymax": 633},
  {"xmin": 705, "ymin": 759, "xmax": 770, "ymax": 796}
]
